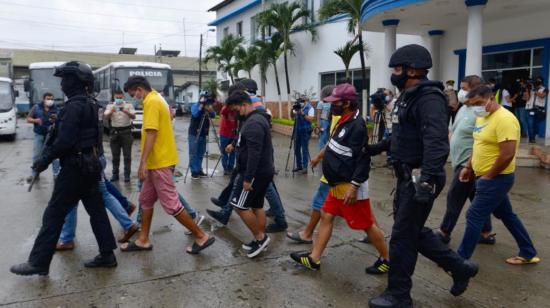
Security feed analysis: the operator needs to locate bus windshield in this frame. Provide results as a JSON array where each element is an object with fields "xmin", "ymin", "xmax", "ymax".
[
  {"xmin": 0, "ymin": 82, "xmax": 14, "ymax": 111},
  {"xmin": 30, "ymin": 69, "xmax": 63, "ymax": 104},
  {"xmin": 114, "ymin": 67, "xmax": 173, "ymax": 101}
]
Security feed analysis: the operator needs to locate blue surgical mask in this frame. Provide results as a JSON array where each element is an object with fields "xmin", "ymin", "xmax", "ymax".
[
  {"xmin": 115, "ymin": 98, "xmax": 124, "ymax": 105},
  {"xmin": 385, "ymin": 96, "xmax": 392, "ymax": 102}
]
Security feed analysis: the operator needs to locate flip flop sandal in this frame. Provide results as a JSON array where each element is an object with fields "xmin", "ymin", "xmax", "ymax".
[
  {"xmin": 120, "ymin": 241, "xmax": 153, "ymax": 252},
  {"xmin": 286, "ymin": 231, "xmax": 313, "ymax": 244},
  {"xmin": 506, "ymin": 256, "xmax": 541, "ymax": 265},
  {"xmin": 187, "ymin": 236, "xmax": 216, "ymax": 254}
]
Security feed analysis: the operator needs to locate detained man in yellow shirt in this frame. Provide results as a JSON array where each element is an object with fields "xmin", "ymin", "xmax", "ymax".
[
  {"xmin": 120, "ymin": 76, "xmax": 215, "ymax": 254},
  {"xmin": 457, "ymin": 84, "xmax": 539, "ymax": 265}
]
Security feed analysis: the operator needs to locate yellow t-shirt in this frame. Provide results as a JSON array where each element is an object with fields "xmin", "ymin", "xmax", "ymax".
[
  {"xmin": 472, "ymin": 107, "xmax": 520, "ymax": 176},
  {"xmin": 141, "ymin": 90, "xmax": 179, "ymax": 169},
  {"xmin": 320, "ymin": 116, "xmax": 341, "ymax": 184}
]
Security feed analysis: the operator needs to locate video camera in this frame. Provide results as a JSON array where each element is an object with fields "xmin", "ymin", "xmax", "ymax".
[
  {"xmin": 370, "ymin": 88, "xmax": 387, "ymax": 112},
  {"xmin": 292, "ymin": 97, "xmax": 306, "ymax": 111},
  {"xmin": 199, "ymin": 91, "xmax": 215, "ymax": 105}
]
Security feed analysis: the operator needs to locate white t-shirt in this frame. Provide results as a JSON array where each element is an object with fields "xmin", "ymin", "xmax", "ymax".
[
  {"xmin": 535, "ymin": 87, "xmax": 547, "ymax": 108},
  {"xmin": 501, "ymin": 89, "xmax": 512, "ymax": 107}
]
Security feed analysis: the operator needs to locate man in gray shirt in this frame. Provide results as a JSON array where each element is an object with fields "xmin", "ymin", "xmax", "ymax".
[{"xmin": 437, "ymin": 75, "xmax": 494, "ymax": 245}]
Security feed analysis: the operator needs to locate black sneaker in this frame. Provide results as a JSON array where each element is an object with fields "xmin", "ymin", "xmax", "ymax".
[
  {"xmin": 191, "ymin": 173, "xmax": 200, "ymax": 180},
  {"xmin": 241, "ymin": 240, "xmax": 255, "ymax": 251},
  {"xmin": 435, "ymin": 230, "xmax": 451, "ymax": 244},
  {"xmin": 198, "ymin": 171, "xmax": 208, "ymax": 178},
  {"xmin": 450, "ymin": 259, "xmax": 479, "ymax": 296},
  {"xmin": 478, "ymin": 233, "xmax": 496, "ymax": 245},
  {"xmin": 206, "ymin": 209, "xmax": 229, "ymax": 225},
  {"xmin": 365, "ymin": 257, "xmax": 390, "ymax": 275},
  {"xmin": 265, "ymin": 222, "xmax": 288, "ymax": 233},
  {"xmin": 10, "ymin": 262, "xmax": 49, "ymax": 276},
  {"xmin": 210, "ymin": 197, "xmax": 224, "ymax": 208},
  {"xmin": 246, "ymin": 235, "xmax": 270, "ymax": 258},
  {"xmin": 292, "ymin": 167, "xmax": 303, "ymax": 173},
  {"xmin": 290, "ymin": 251, "xmax": 320, "ymax": 271},
  {"xmin": 84, "ymin": 253, "xmax": 118, "ymax": 268},
  {"xmin": 369, "ymin": 292, "xmax": 412, "ymax": 308}
]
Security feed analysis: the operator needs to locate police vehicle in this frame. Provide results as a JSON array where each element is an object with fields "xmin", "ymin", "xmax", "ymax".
[
  {"xmin": 93, "ymin": 62, "xmax": 175, "ymax": 134},
  {"xmin": 0, "ymin": 77, "xmax": 18, "ymax": 140},
  {"xmin": 24, "ymin": 62, "xmax": 65, "ymax": 109}
]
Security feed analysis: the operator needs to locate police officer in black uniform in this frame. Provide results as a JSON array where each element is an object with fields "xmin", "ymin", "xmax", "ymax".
[
  {"xmin": 368, "ymin": 45, "xmax": 478, "ymax": 308},
  {"xmin": 10, "ymin": 61, "xmax": 117, "ymax": 276}
]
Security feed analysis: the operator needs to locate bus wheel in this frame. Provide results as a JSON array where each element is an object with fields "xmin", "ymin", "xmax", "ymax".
[{"xmin": 7, "ymin": 134, "xmax": 16, "ymax": 141}]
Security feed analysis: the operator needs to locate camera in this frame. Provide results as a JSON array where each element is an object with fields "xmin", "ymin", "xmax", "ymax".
[
  {"xmin": 293, "ymin": 97, "xmax": 306, "ymax": 111},
  {"xmin": 370, "ymin": 88, "xmax": 387, "ymax": 112},
  {"xmin": 200, "ymin": 91, "xmax": 215, "ymax": 105}
]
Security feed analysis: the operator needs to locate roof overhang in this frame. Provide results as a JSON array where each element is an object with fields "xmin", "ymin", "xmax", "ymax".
[{"xmin": 208, "ymin": 0, "xmax": 261, "ymax": 27}]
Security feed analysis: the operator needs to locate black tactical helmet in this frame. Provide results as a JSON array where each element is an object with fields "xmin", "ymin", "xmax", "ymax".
[
  {"xmin": 388, "ymin": 44, "xmax": 432, "ymax": 69},
  {"xmin": 238, "ymin": 78, "xmax": 258, "ymax": 94},
  {"xmin": 54, "ymin": 61, "xmax": 94, "ymax": 86}
]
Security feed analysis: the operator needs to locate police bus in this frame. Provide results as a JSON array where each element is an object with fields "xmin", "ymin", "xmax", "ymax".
[
  {"xmin": 93, "ymin": 62, "xmax": 175, "ymax": 133},
  {"xmin": 24, "ymin": 62, "xmax": 65, "ymax": 109},
  {"xmin": 0, "ymin": 77, "xmax": 18, "ymax": 140}
]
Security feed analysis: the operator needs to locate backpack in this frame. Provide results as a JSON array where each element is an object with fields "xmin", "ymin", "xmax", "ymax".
[{"xmin": 444, "ymin": 88, "xmax": 459, "ymax": 111}]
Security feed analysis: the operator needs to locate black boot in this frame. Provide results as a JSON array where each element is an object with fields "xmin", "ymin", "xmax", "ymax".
[
  {"xmin": 369, "ymin": 292, "xmax": 412, "ymax": 308},
  {"xmin": 84, "ymin": 252, "xmax": 117, "ymax": 268},
  {"xmin": 450, "ymin": 260, "xmax": 478, "ymax": 296},
  {"xmin": 110, "ymin": 173, "xmax": 119, "ymax": 182},
  {"xmin": 10, "ymin": 262, "xmax": 49, "ymax": 276}
]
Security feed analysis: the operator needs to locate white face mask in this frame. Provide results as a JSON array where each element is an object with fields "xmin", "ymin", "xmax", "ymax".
[
  {"xmin": 457, "ymin": 89, "xmax": 468, "ymax": 103},
  {"xmin": 446, "ymin": 85, "xmax": 454, "ymax": 90},
  {"xmin": 45, "ymin": 99, "xmax": 54, "ymax": 107},
  {"xmin": 472, "ymin": 105, "xmax": 490, "ymax": 117}
]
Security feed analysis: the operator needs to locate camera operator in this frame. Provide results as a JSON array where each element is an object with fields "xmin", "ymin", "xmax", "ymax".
[
  {"xmin": 291, "ymin": 97, "xmax": 315, "ymax": 174},
  {"xmin": 369, "ymin": 88, "xmax": 394, "ymax": 144},
  {"xmin": 188, "ymin": 91, "xmax": 216, "ymax": 179}
]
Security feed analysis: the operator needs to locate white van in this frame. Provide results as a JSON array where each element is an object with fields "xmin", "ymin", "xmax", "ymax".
[{"xmin": 0, "ymin": 77, "xmax": 17, "ymax": 140}]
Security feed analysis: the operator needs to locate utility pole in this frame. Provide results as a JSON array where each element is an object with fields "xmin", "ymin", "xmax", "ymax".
[
  {"xmin": 182, "ymin": 18, "xmax": 187, "ymax": 57},
  {"xmin": 199, "ymin": 34, "xmax": 203, "ymax": 90}
]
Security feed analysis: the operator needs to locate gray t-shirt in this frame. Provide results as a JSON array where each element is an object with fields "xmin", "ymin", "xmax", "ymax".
[
  {"xmin": 317, "ymin": 101, "xmax": 331, "ymax": 120},
  {"xmin": 450, "ymin": 106, "xmax": 475, "ymax": 169}
]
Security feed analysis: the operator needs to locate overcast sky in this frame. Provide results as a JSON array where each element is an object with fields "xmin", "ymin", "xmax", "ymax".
[{"xmin": 0, "ymin": 0, "xmax": 220, "ymax": 57}]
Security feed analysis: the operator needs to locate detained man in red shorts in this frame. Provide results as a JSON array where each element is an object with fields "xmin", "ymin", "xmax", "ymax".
[
  {"xmin": 120, "ymin": 76, "xmax": 215, "ymax": 254},
  {"xmin": 290, "ymin": 83, "xmax": 389, "ymax": 274}
]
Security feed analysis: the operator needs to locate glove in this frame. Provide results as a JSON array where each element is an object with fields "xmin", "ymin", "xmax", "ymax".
[
  {"xmin": 32, "ymin": 157, "xmax": 50, "ymax": 174},
  {"xmin": 413, "ymin": 177, "xmax": 434, "ymax": 204}
]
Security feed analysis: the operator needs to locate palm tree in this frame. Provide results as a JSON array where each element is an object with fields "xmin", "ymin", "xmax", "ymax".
[
  {"xmin": 334, "ymin": 41, "xmax": 363, "ymax": 80},
  {"xmin": 253, "ymin": 32, "xmax": 284, "ymax": 105},
  {"xmin": 258, "ymin": 2, "xmax": 317, "ymax": 109},
  {"xmin": 203, "ymin": 78, "xmax": 219, "ymax": 99},
  {"xmin": 233, "ymin": 45, "xmax": 259, "ymax": 79},
  {"xmin": 204, "ymin": 34, "xmax": 244, "ymax": 84},
  {"xmin": 319, "ymin": 0, "xmax": 368, "ymax": 102}
]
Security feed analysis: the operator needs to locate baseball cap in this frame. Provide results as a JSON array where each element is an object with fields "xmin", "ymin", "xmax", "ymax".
[{"xmin": 324, "ymin": 83, "xmax": 357, "ymax": 103}]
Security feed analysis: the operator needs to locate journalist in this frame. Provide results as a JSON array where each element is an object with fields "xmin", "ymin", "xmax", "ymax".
[
  {"xmin": 291, "ymin": 97, "xmax": 315, "ymax": 174},
  {"xmin": 188, "ymin": 92, "xmax": 216, "ymax": 179}
]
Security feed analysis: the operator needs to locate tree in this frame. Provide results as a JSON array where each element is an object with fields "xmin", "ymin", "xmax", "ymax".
[
  {"xmin": 258, "ymin": 2, "xmax": 317, "ymax": 107},
  {"xmin": 203, "ymin": 78, "xmax": 219, "ymax": 99},
  {"xmin": 334, "ymin": 41, "xmax": 367, "ymax": 80},
  {"xmin": 233, "ymin": 45, "xmax": 259, "ymax": 79},
  {"xmin": 319, "ymin": 0, "xmax": 368, "ymax": 107},
  {"xmin": 204, "ymin": 34, "xmax": 244, "ymax": 84},
  {"xmin": 254, "ymin": 32, "xmax": 285, "ymax": 116}
]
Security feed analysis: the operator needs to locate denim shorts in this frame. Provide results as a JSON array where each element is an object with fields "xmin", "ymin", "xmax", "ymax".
[{"xmin": 311, "ymin": 182, "xmax": 330, "ymax": 211}]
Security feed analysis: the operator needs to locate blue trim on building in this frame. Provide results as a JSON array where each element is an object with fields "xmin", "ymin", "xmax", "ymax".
[
  {"xmin": 428, "ymin": 30, "xmax": 444, "ymax": 36},
  {"xmin": 382, "ymin": 19, "xmax": 400, "ymax": 26},
  {"xmin": 361, "ymin": 0, "xmax": 427, "ymax": 25},
  {"xmin": 208, "ymin": 0, "xmax": 261, "ymax": 27},
  {"xmin": 465, "ymin": 0, "xmax": 488, "ymax": 7},
  {"xmin": 454, "ymin": 37, "xmax": 550, "ymax": 137}
]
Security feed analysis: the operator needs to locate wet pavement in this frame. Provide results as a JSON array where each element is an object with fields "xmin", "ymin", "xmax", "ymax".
[{"xmin": 0, "ymin": 117, "xmax": 549, "ymax": 307}]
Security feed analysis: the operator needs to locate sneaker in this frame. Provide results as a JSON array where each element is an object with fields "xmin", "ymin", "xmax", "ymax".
[
  {"xmin": 265, "ymin": 222, "xmax": 288, "ymax": 233},
  {"xmin": 292, "ymin": 168, "xmax": 303, "ymax": 173},
  {"xmin": 110, "ymin": 174, "xmax": 119, "ymax": 182},
  {"xmin": 124, "ymin": 175, "xmax": 131, "ymax": 183},
  {"xmin": 246, "ymin": 235, "xmax": 270, "ymax": 258},
  {"xmin": 241, "ymin": 240, "xmax": 256, "ymax": 251},
  {"xmin": 10, "ymin": 262, "xmax": 49, "ymax": 276},
  {"xmin": 185, "ymin": 214, "xmax": 205, "ymax": 235},
  {"xmin": 191, "ymin": 173, "xmax": 200, "ymax": 180},
  {"xmin": 210, "ymin": 197, "xmax": 224, "ymax": 208},
  {"xmin": 290, "ymin": 251, "xmax": 320, "ymax": 271},
  {"xmin": 365, "ymin": 257, "xmax": 390, "ymax": 275},
  {"xmin": 450, "ymin": 259, "xmax": 479, "ymax": 296},
  {"xmin": 436, "ymin": 230, "xmax": 451, "ymax": 244},
  {"xmin": 198, "ymin": 171, "xmax": 208, "ymax": 178},
  {"xmin": 369, "ymin": 292, "xmax": 412, "ymax": 308},
  {"xmin": 206, "ymin": 209, "xmax": 229, "ymax": 225},
  {"xmin": 84, "ymin": 253, "xmax": 118, "ymax": 268},
  {"xmin": 478, "ymin": 233, "xmax": 496, "ymax": 245},
  {"xmin": 298, "ymin": 169, "xmax": 308, "ymax": 175}
]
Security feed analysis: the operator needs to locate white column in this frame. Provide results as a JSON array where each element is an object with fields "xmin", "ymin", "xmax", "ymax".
[
  {"xmin": 383, "ymin": 19, "xmax": 399, "ymax": 89},
  {"xmin": 465, "ymin": 1, "xmax": 487, "ymax": 76},
  {"xmin": 428, "ymin": 30, "xmax": 444, "ymax": 82}
]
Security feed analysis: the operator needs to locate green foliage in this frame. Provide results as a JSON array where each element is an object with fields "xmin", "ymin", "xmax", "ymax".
[
  {"xmin": 233, "ymin": 45, "xmax": 259, "ymax": 78},
  {"xmin": 271, "ymin": 117, "xmax": 295, "ymax": 126},
  {"xmin": 334, "ymin": 41, "xmax": 362, "ymax": 79},
  {"xmin": 318, "ymin": 0, "xmax": 362, "ymax": 34},
  {"xmin": 204, "ymin": 34, "xmax": 244, "ymax": 84},
  {"xmin": 203, "ymin": 78, "xmax": 219, "ymax": 98}
]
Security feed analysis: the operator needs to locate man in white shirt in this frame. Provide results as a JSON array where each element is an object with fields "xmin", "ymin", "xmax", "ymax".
[{"xmin": 104, "ymin": 90, "xmax": 135, "ymax": 182}]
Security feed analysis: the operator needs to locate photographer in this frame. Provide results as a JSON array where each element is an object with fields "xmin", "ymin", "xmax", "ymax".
[
  {"xmin": 104, "ymin": 90, "xmax": 135, "ymax": 182},
  {"xmin": 291, "ymin": 97, "xmax": 315, "ymax": 174},
  {"xmin": 369, "ymin": 88, "xmax": 394, "ymax": 144},
  {"xmin": 188, "ymin": 92, "xmax": 216, "ymax": 179}
]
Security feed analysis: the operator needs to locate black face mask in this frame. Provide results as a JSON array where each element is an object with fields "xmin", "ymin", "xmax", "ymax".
[
  {"xmin": 391, "ymin": 73, "xmax": 408, "ymax": 91},
  {"xmin": 331, "ymin": 103, "xmax": 345, "ymax": 116}
]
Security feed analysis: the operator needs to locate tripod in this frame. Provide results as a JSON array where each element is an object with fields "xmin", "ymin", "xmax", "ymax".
[
  {"xmin": 183, "ymin": 109, "xmax": 222, "ymax": 183},
  {"xmin": 370, "ymin": 109, "xmax": 387, "ymax": 144},
  {"xmin": 284, "ymin": 114, "xmax": 314, "ymax": 176}
]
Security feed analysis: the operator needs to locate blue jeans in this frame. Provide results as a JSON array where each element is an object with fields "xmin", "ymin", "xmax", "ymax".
[
  {"xmin": 105, "ymin": 179, "xmax": 130, "ymax": 211},
  {"xmin": 318, "ymin": 119, "xmax": 330, "ymax": 150},
  {"xmin": 188, "ymin": 134, "xmax": 206, "ymax": 173},
  {"xmin": 59, "ymin": 178, "xmax": 134, "ymax": 242},
  {"xmin": 294, "ymin": 129, "xmax": 312, "ymax": 169},
  {"xmin": 515, "ymin": 107, "xmax": 528, "ymax": 137},
  {"xmin": 457, "ymin": 174, "xmax": 537, "ymax": 260},
  {"xmin": 311, "ymin": 181, "xmax": 330, "ymax": 211},
  {"xmin": 220, "ymin": 135, "xmax": 236, "ymax": 171},
  {"xmin": 526, "ymin": 110, "xmax": 536, "ymax": 141},
  {"xmin": 32, "ymin": 133, "xmax": 60, "ymax": 177}
]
